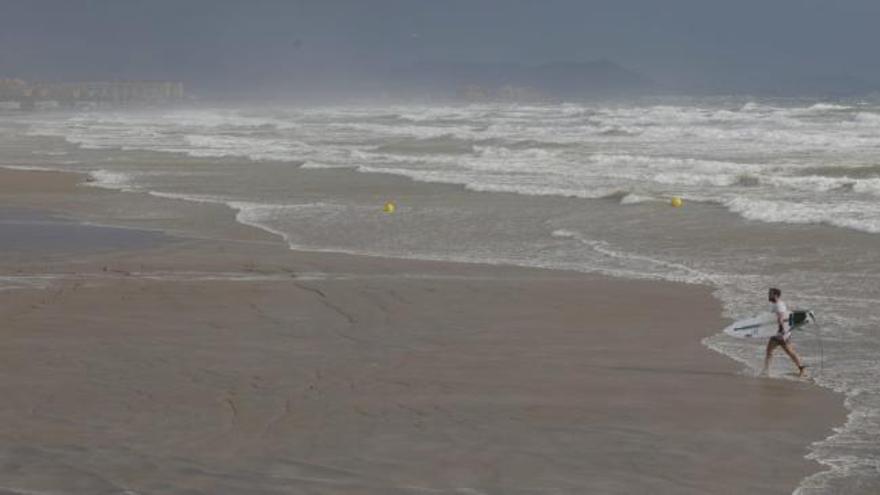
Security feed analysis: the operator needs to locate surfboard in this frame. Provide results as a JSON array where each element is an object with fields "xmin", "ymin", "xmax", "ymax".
[{"xmin": 723, "ymin": 310, "xmax": 815, "ymax": 339}]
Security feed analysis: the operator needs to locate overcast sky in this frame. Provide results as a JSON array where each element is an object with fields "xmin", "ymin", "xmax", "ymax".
[{"xmin": 2, "ymin": 0, "xmax": 879, "ymax": 93}]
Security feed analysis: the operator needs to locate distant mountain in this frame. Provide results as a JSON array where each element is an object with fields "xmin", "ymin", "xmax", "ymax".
[{"xmin": 389, "ymin": 59, "xmax": 657, "ymax": 100}]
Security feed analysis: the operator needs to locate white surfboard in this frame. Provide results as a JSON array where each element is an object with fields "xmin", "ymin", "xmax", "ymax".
[{"xmin": 723, "ymin": 310, "xmax": 815, "ymax": 339}]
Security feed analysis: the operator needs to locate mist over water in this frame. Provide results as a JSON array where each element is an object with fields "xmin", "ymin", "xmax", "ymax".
[{"xmin": 3, "ymin": 97, "xmax": 880, "ymax": 492}]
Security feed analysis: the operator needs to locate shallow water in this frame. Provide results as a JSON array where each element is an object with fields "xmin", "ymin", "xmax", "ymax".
[
  {"xmin": 0, "ymin": 208, "xmax": 168, "ymax": 254},
  {"xmin": 3, "ymin": 97, "xmax": 880, "ymax": 492}
]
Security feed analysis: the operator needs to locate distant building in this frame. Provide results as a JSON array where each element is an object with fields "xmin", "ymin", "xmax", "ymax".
[
  {"xmin": 0, "ymin": 78, "xmax": 186, "ymax": 109},
  {"xmin": 457, "ymin": 85, "xmax": 491, "ymax": 102},
  {"xmin": 496, "ymin": 85, "xmax": 544, "ymax": 103},
  {"xmin": 456, "ymin": 83, "xmax": 546, "ymax": 103},
  {"xmin": 0, "ymin": 78, "xmax": 29, "ymax": 101}
]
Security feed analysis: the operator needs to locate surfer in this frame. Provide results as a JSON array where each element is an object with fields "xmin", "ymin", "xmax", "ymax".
[{"xmin": 762, "ymin": 288, "xmax": 806, "ymax": 377}]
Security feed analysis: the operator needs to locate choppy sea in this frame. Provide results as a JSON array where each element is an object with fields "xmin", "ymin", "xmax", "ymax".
[{"xmin": 2, "ymin": 97, "xmax": 879, "ymax": 493}]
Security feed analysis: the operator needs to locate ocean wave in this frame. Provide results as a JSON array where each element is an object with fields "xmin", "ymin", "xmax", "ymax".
[
  {"xmin": 551, "ymin": 229, "xmax": 718, "ymax": 284},
  {"xmin": 853, "ymin": 112, "xmax": 880, "ymax": 125},
  {"xmin": 86, "ymin": 169, "xmax": 138, "ymax": 191},
  {"xmin": 797, "ymin": 164, "xmax": 880, "ymax": 179},
  {"xmin": 618, "ymin": 193, "xmax": 656, "ymax": 204},
  {"xmin": 806, "ymin": 103, "xmax": 854, "ymax": 112},
  {"xmin": 144, "ymin": 191, "xmax": 350, "ymax": 247},
  {"xmin": 180, "ymin": 134, "xmax": 312, "ymax": 162},
  {"xmin": 19, "ymin": 103, "xmax": 880, "ymax": 239},
  {"xmin": 146, "ymin": 191, "xmax": 226, "ymax": 204},
  {"xmin": 228, "ymin": 201, "xmax": 345, "ymax": 244},
  {"xmin": 0, "ymin": 164, "xmax": 66, "ymax": 173},
  {"xmin": 372, "ymin": 135, "xmax": 575, "ymax": 157},
  {"xmin": 852, "ymin": 179, "xmax": 880, "ymax": 196},
  {"xmin": 758, "ymin": 175, "xmax": 880, "ymax": 196},
  {"xmin": 588, "ymin": 153, "xmax": 765, "ymax": 174},
  {"xmin": 739, "ymin": 101, "xmax": 776, "ymax": 112},
  {"xmin": 724, "ymin": 197, "xmax": 880, "ymax": 233},
  {"xmin": 649, "ymin": 172, "xmax": 740, "ymax": 187},
  {"xmin": 597, "ymin": 190, "xmax": 657, "ymax": 205},
  {"xmin": 69, "ymin": 110, "xmax": 301, "ymax": 131},
  {"xmin": 30, "ymin": 150, "xmax": 69, "ymax": 156}
]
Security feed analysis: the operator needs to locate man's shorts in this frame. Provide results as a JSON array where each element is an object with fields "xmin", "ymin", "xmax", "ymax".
[{"xmin": 770, "ymin": 332, "xmax": 791, "ymax": 345}]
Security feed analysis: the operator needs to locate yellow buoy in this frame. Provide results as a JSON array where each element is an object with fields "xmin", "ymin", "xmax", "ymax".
[
  {"xmin": 670, "ymin": 196, "xmax": 683, "ymax": 208},
  {"xmin": 383, "ymin": 201, "xmax": 396, "ymax": 213}
]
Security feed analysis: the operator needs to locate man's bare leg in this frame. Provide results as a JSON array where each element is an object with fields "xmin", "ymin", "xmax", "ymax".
[
  {"xmin": 762, "ymin": 339, "xmax": 778, "ymax": 375},
  {"xmin": 780, "ymin": 342, "xmax": 806, "ymax": 377}
]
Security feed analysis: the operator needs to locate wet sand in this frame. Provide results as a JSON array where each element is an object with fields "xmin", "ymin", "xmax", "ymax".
[{"xmin": 0, "ymin": 168, "xmax": 844, "ymax": 494}]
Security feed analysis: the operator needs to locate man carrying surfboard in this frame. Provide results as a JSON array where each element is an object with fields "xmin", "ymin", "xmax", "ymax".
[{"xmin": 762, "ymin": 288, "xmax": 807, "ymax": 377}]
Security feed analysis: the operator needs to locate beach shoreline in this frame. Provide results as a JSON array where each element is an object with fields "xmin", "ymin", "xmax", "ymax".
[{"xmin": 0, "ymin": 167, "xmax": 846, "ymax": 494}]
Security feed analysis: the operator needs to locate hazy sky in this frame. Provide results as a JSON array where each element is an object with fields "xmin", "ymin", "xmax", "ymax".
[{"xmin": 2, "ymin": 0, "xmax": 879, "ymax": 93}]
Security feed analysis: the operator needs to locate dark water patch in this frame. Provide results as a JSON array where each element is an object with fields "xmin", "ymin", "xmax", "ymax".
[
  {"xmin": 0, "ymin": 209, "xmax": 170, "ymax": 254},
  {"xmin": 598, "ymin": 127, "xmax": 643, "ymax": 137},
  {"xmin": 736, "ymin": 175, "xmax": 761, "ymax": 187},
  {"xmin": 477, "ymin": 137, "xmax": 571, "ymax": 150},
  {"xmin": 838, "ymin": 182, "xmax": 857, "ymax": 192},
  {"xmin": 374, "ymin": 134, "xmax": 477, "ymax": 155},
  {"xmin": 598, "ymin": 190, "xmax": 633, "ymax": 202}
]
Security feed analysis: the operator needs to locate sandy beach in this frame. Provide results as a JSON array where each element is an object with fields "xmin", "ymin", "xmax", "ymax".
[{"xmin": 0, "ymin": 168, "xmax": 845, "ymax": 494}]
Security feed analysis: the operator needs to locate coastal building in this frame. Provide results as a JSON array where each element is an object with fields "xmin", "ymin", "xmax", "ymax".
[
  {"xmin": 0, "ymin": 78, "xmax": 185, "ymax": 109},
  {"xmin": 456, "ymin": 83, "xmax": 546, "ymax": 103},
  {"xmin": 456, "ymin": 85, "xmax": 491, "ymax": 102},
  {"xmin": 0, "ymin": 78, "xmax": 29, "ymax": 102}
]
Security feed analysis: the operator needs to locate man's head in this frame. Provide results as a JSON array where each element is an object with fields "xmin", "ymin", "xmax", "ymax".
[{"xmin": 768, "ymin": 287, "xmax": 781, "ymax": 302}]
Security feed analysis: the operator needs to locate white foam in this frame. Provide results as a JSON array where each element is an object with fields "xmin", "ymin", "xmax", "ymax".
[
  {"xmin": 179, "ymin": 134, "xmax": 312, "ymax": 162},
  {"xmin": 227, "ymin": 201, "xmax": 302, "ymax": 244},
  {"xmin": 724, "ymin": 197, "xmax": 880, "ymax": 234},
  {"xmin": 20, "ymin": 103, "xmax": 880, "ymax": 239},
  {"xmin": 853, "ymin": 112, "xmax": 880, "ymax": 125},
  {"xmin": 807, "ymin": 103, "xmax": 853, "ymax": 111},
  {"xmin": 852, "ymin": 178, "xmax": 880, "ymax": 196},
  {"xmin": 147, "ymin": 191, "xmax": 227, "ymax": 204},
  {"xmin": 0, "ymin": 275, "xmax": 58, "ymax": 291},
  {"xmin": 86, "ymin": 169, "xmax": 139, "ymax": 192},
  {"xmin": 551, "ymin": 229, "xmax": 719, "ymax": 284},
  {"xmin": 619, "ymin": 193, "xmax": 655, "ymax": 205},
  {"xmin": 30, "ymin": 150, "xmax": 69, "ymax": 156},
  {"xmin": 0, "ymin": 164, "xmax": 64, "ymax": 172},
  {"xmin": 761, "ymin": 175, "xmax": 860, "ymax": 193}
]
